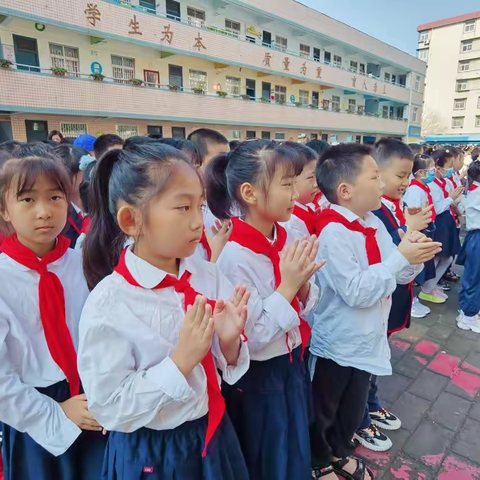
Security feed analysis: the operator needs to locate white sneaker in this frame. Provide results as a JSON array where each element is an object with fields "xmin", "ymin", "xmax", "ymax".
[
  {"xmin": 432, "ymin": 286, "xmax": 448, "ymax": 301},
  {"xmin": 411, "ymin": 297, "xmax": 431, "ymax": 318},
  {"xmin": 457, "ymin": 312, "xmax": 480, "ymax": 334}
]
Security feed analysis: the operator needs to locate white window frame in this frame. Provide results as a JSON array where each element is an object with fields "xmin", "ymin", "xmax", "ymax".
[
  {"xmin": 348, "ymin": 98, "xmax": 356, "ymax": 112},
  {"xmin": 275, "ymin": 35, "xmax": 288, "ymax": 52},
  {"xmin": 331, "ymin": 95, "xmax": 341, "ymax": 111},
  {"xmin": 457, "ymin": 81, "xmax": 468, "ymax": 92},
  {"xmin": 274, "ymin": 132, "xmax": 285, "ymax": 140},
  {"xmin": 116, "ymin": 125, "xmax": 139, "ymax": 139},
  {"xmin": 350, "ymin": 61, "xmax": 358, "ymax": 73},
  {"xmin": 452, "ymin": 117, "xmax": 465, "ymax": 128},
  {"xmin": 300, "ymin": 44, "xmax": 311, "ymax": 58},
  {"xmin": 459, "ymin": 61, "xmax": 470, "ymax": 72},
  {"xmin": 324, "ymin": 51, "xmax": 331, "ymax": 64},
  {"xmin": 49, "ymin": 43, "xmax": 80, "ymax": 77},
  {"xmin": 465, "ymin": 20, "xmax": 476, "ymax": 33},
  {"xmin": 225, "ymin": 76, "xmax": 241, "ymax": 96},
  {"xmin": 333, "ymin": 55, "xmax": 342, "ymax": 68},
  {"xmin": 454, "ymin": 98, "xmax": 467, "ymax": 110},
  {"xmin": 111, "ymin": 55, "xmax": 135, "ymax": 83},
  {"xmin": 228, "ymin": 130, "xmax": 241, "ymax": 140},
  {"xmin": 418, "ymin": 49, "xmax": 429, "ymax": 62},
  {"xmin": 187, "ymin": 6, "xmax": 206, "ymax": 28},
  {"xmin": 462, "ymin": 40, "xmax": 473, "ymax": 52},
  {"xmin": 299, "ymin": 89, "xmax": 309, "ymax": 104},
  {"xmin": 384, "ymin": 72, "xmax": 391, "ymax": 83},
  {"xmin": 419, "ymin": 31, "xmax": 429, "ymax": 42},
  {"xmin": 225, "ymin": 19, "xmax": 241, "ymax": 37},
  {"xmin": 414, "ymin": 74, "xmax": 421, "ymax": 92},
  {"xmin": 359, "ymin": 63, "xmax": 366, "ymax": 74},
  {"xmin": 60, "ymin": 123, "xmax": 87, "ymax": 137},
  {"xmin": 412, "ymin": 107, "xmax": 419, "ymax": 123},
  {"xmin": 189, "ymin": 69, "xmax": 208, "ymax": 91},
  {"xmin": 382, "ymin": 105, "xmax": 389, "ymax": 118},
  {"xmin": 275, "ymin": 85, "xmax": 287, "ymax": 102}
]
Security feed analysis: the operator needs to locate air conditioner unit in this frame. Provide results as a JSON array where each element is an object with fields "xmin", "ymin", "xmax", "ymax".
[{"xmin": 424, "ymin": 39, "xmax": 430, "ymax": 45}]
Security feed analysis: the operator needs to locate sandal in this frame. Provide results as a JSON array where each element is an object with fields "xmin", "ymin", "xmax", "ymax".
[
  {"xmin": 332, "ymin": 456, "xmax": 375, "ymax": 480},
  {"xmin": 312, "ymin": 465, "xmax": 336, "ymax": 479},
  {"xmin": 443, "ymin": 272, "xmax": 460, "ymax": 282}
]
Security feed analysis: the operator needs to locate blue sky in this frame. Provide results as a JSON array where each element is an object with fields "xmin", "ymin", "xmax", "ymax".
[{"xmin": 301, "ymin": 0, "xmax": 480, "ymax": 56}]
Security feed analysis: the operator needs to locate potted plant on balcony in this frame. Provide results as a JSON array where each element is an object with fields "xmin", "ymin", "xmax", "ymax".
[
  {"xmin": 322, "ymin": 100, "xmax": 330, "ymax": 110},
  {"xmin": 309, "ymin": 103, "xmax": 318, "ymax": 109},
  {"xmin": 294, "ymin": 101, "xmax": 303, "ymax": 108},
  {"xmin": 90, "ymin": 72, "xmax": 105, "ymax": 82},
  {"xmin": 0, "ymin": 59, "xmax": 13, "ymax": 69},
  {"xmin": 51, "ymin": 67, "xmax": 68, "ymax": 77},
  {"xmin": 260, "ymin": 96, "xmax": 270, "ymax": 103},
  {"xmin": 277, "ymin": 98, "xmax": 286, "ymax": 105},
  {"xmin": 129, "ymin": 78, "xmax": 143, "ymax": 87},
  {"xmin": 216, "ymin": 91, "xmax": 228, "ymax": 98},
  {"xmin": 241, "ymin": 94, "xmax": 250, "ymax": 101},
  {"xmin": 192, "ymin": 87, "xmax": 205, "ymax": 95},
  {"xmin": 168, "ymin": 84, "xmax": 180, "ymax": 92}
]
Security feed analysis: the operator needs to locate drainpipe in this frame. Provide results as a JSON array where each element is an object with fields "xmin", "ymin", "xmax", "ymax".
[{"xmin": 406, "ymin": 71, "xmax": 414, "ymax": 142}]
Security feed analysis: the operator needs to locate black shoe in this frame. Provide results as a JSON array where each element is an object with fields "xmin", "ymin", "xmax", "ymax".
[{"xmin": 438, "ymin": 280, "xmax": 452, "ymax": 291}]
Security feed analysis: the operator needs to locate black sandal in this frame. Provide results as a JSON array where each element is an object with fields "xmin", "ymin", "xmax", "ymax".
[
  {"xmin": 312, "ymin": 465, "xmax": 336, "ymax": 479},
  {"xmin": 443, "ymin": 271, "xmax": 460, "ymax": 282},
  {"xmin": 332, "ymin": 456, "xmax": 375, "ymax": 480}
]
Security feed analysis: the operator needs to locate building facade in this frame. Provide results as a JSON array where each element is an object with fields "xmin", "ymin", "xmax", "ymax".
[
  {"xmin": 0, "ymin": 0, "xmax": 425, "ymax": 143},
  {"xmin": 418, "ymin": 11, "xmax": 480, "ymax": 139}
]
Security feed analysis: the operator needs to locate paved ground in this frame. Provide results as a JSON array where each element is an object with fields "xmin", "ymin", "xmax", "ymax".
[{"xmin": 355, "ymin": 270, "xmax": 480, "ymax": 479}]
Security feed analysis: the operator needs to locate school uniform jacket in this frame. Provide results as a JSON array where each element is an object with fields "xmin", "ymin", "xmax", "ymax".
[
  {"xmin": 0, "ymin": 249, "xmax": 88, "ymax": 455},
  {"xmin": 77, "ymin": 248, "xmax": 249, "ymax": 433}
]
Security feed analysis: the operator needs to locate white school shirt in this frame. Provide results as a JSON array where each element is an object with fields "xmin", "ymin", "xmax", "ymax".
[
  {"xmin": 77, "ymin": 248, "xmax": 249, "ymax": 433},
  {"xmin": 216, "ymin": 223, "xmax": 319, "ymax": 361},
  {"xmin": 280, "ymin": 202, "xmax": 311, "ymax": 241},
  {"xmin": 460, "ymin": 182, "xmax": 480, "ymax": 230},
  {"xmin": 0, "ymin": 249, "xmax": 88, "ymax": 456},
  {"xmin": 310, "ymin": 205, "xmax": 422, "ymax": 376},
  {"xmin": 403, "ymin": 183, "xmax": 429, "ymax": 209},
  {"xmin": 381, "ymin": 197, "xmax": 403, "ymax": 226},
  {"xmin": 430, "ymin": 180, "xmax": 454, "ymax": 215}
]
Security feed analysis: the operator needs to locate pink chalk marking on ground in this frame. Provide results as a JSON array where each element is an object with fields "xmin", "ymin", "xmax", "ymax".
[
  {"xmin": 421, "ymin": 453, "xmax": 444, "ymax": 468},
  {"xmin": 354, "ymin": 445, "xmax": 391, "ymax": 468},
  {"xmin": 390, "ymin": 463, "xmax": 413, "ymax": 479},
  {"xmin": 415, "ymin": 356, "xmax": 428, "ymax": 366},
  {"xmin": 414, "ymin": 340, "xmax": 440, "ymax": 357},
  {"xmin": 428, "ymin": 353, "xmax": 461, "ymax": 377},
  {"xmin": 462, "ymin": 361, "xmax": 480, "ymax": 376},
  {"xmin": 390, "ymin": 339, "xmax": 411, "ymax": 351},
  {"xmin": 438, "ymin": 455, "xmax": 480, "ymax": 480},
  {"xmin": 406, "ymin": 334, "xmax": 420, "ymax": 343},
  {"xmin": 451, "ymin": 369, "xmax": 480, "ymax": 398}
]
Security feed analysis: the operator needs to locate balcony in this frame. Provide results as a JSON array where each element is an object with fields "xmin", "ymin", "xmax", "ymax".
[
  {"xmin": 0, "ymin": 67, "xmax": 408, "ymax": 135},
  {"xmin": 0, "ymin": 0, "xmax": 421, "ymax": 107}
]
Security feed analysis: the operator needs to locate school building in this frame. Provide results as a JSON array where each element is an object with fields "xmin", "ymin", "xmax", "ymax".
[
  {"xmin": 418, "ymin": 11, "xmax": 480, "ymax": 140},
  {"xmin": 0, "ymin": 0, "xmax": 425, "ymax": 143}
]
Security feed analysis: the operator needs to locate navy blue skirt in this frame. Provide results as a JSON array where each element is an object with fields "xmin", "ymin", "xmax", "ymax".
[
  {"xmin": 388, "ymin": 283, "xmax": 413, "ymax": 334},
  {"xmin": 433, "ymin": 211, "xmax": 461, "ymax": 257},
  {"xmin": 222, "ymin": 346, "xmax": 312, "ymax": 480},
  {"xmin": 2, "ymin": 380, "xmax": 106, "ymax": 480},
  {"xmin": 102, "ymin": 414, "xmax": 248, "ymax": 480}
]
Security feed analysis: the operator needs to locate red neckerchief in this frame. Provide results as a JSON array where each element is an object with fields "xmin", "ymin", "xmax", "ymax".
[
  {"xmin": 449, "ymin": 177, "xmax": 458, "ymax": 189},
  {"xmin": 410, "ymin": 179, "xmax": 437, "ymax": 222},
  {"xmin": 1, "ymin": 235, "xmax": 80, "ymax": 397},
  {"xmin": 468, "ymin": 184, "xmax": 478, "ymax": 192},
  {"xmin": 199, "ymin": 228, "xmax": 212, "ymax": 261},
  {"xmin": 316, "ymin": 209, "xmax": 381, "ymax": 265},
  {"xmin": 114, "ymin": 249, "xmax": 224, "ymax": 457},
  {"xmin": 293, "ymin": 204, "xmax": 319, "ymax": 236},
  {"xmin": 382, "ymin": 196, "xmax": 406, "ymax": 226},
  {"xmin": 228, "ymin": 217, "xmax": 311, "ymax": 360},
  {"xmin": 312, "ymin": 192, "xmax": 323, "ymax": 211},
  {"xmin": 80, "ymin": 217, "xmax": 91, "ymax": 235},
  {"xmin": 434, "ymin": 178, "xmax": 456, "ymax": 223}
]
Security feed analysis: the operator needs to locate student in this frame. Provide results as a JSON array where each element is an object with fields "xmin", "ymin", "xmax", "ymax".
[
  {"xmin": 456, "ymin": 161, "xmax": 480, "ymax": 332},
  {"xmin": 75, "ymin": 157, "xmax": 97, "ymax": 252},
  {"xmin": 157, "ymin": 138, "xmax": 202, "ymax": 167},
  {"xmin": 187, "ymin": 128, "xmax": 230, "ymax": 174},
  {"xmin": 73, "ymin": 134, "xmax": 96, "ymax": 156},
  {"xmin": 93, "ymin": 134, "xmax": 124, "ymax": 160},
  {"xmin": 78, "ymin": 144, "xmax": 250, "ymax": 480},
  {"xmin": 48, "ymin": 130, "xmax": 64, "ymax": 144},
  {"xmin": 417, "ymin": 149, "xmax": 463, "ymax": 304},
  {"xmin": 354, "ymin": 139, "xmax": 433, "ymax": 453},
  {"xmin": 0, "ymin": 154, "xmax": 106, "ymax": 480},
  {"xmin": 306, "ymin": 140, "xmax": 331, "ymax": 211},
  {"xmin": 408, "ymin": 143, "xmax": 422, "ymax": 156},
  {"xmin": 310, "ymin": 144, "xmax": 441, "ymax": 480},
  {"xmin": 206, "ymin": 140, "xmax": 323, "ymax": 480}
]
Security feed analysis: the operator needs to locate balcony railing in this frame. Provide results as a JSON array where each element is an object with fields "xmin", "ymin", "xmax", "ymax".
[
  {"xmin": 1, "ymin": 63, "xmax": 407, "ymax": 122},
  {"xmin": 103, "ymin": 0, "xmax": 407, "ymax": 89}
]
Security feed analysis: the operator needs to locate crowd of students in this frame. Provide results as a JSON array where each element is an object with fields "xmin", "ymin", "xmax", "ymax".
[{"xmin": 0, "ymin": 129, "xmax": 478, "ymax": 480}]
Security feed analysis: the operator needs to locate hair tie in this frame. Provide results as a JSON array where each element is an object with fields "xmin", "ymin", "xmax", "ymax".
[{"xmin": 79, "ymin": 154, "xmax": 96, "ymax": 171}]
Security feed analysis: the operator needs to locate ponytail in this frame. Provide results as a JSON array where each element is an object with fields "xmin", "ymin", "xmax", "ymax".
[
  {"xmin": 83, "ymin": 149, "xmax": 124, "ymax": 290},
  {"xmin": 205, "ymin": 152, "xmax": 233, "ymax": 220}
]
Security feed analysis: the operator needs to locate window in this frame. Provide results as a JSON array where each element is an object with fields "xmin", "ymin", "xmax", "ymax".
[
  {"xmin": 464, "ymin": 20, "xmax": 476, "ymax": 33},
  {"xmin": 414, "ymin": 74, "xmax": 421, "ymax": 92},
  {"xmin": 112, "ymin": 55, "xmax": 135, "ymax": 83},
  {"xmin": 324, "ymin": 51, "xmax": 331, "ymax": 64},
  {"xmin": 418, "ymin": 49, "xmax": 429, "ymax": 62},
  {"xmin": 356, "ymin": 135, "xmax": 362, "ymax": 143},
  {"xmin": 274, "ymin": 85, "xmax": 287, "ymax": 102},
  {"xmin": 452, "ymin": 117, "xmax": 465, "ymax": 128},
  {"xmin": 332, "ymin": 95, "xmax": 340, "ymax": 111},
  {"xmin": 172, "ymin": 127, "xmax": 186, "ymax": 138},
  {"xmin": 384, "ymin": 72, "xmax": 391, "ymax": 83},
  {"xmin": 348, "ymin": 98, "xmax": 356, "ymax": 113},
  {"xmin": 310, "ymin": 133, "xmax": 318, "ymax": 140},
  {"xmin": 116, "ymin": 125, "xmax": 139, "ymax": 139},
  {"xmin": 228, "ymin": 130, "xmax": 241, "ymax": 140},
  {"xmin": 166, "ymin": 0, "xmax": 181, "ymax": 21},
  {"xmin": 462, "ymin": 40, "xmax": 473, "ymax": 52},
  {"xmin": 225, "ymin": 76, "xmax": 241, "ymax": 96},
  {"xmin": 262, "ymin": 131, "xmax": 271, "ymax": 139},
  {"xmin": 189, "ymin": 69, "xmax": 207, "ymax": 91},
  {"xmin": 49, "ymin": 44, "xmax": 80, "ymax": 76},
  {"xmin": 321, "ymin": 133, "xmax": 329, "ymax": 142},
  {"xmin": 313, "ymin": 48, "xmax": 321, "ymax": 62},
  {"xmin": 330, "ymin": 135, "xmax": 338, "ymax": 143},
  {"xmin": 225, "ymin": 19, "xmax": 241, "ymax": 37},
  {"xmin": 459, "ymin": 61, "xmax": 470, "ymax": 72},
  {"xmin": 187, "ymin": 7, "xmax": 206, "ymax": 28},
  {"xmin": 412, "ymin": 107, "xmax": 419, "ymax": 123},
  {"xmin": 419, "ymin": 31, "xmax": 429, "ymax": 42},
  {"xmin": 275, "ymin": 35, "xmax": 288, "ymax": 51},
  {"xmin": 333, "ymin": 55, "xmax": 342, "ymax": 68},
  {"xmin": 457, "ymin": 81, "xmax": 468, "ymax": 91},
  {"xmin": 60, "ymin": 123, "xmax": 87, "ymax": 137},
  {"xmin": 246, "ymin": 131, "xmax": 256, "ymax": 139},
  {"xmin": 139, "ymin": 0, "xmax": 156, "ymax": 13},
  {"xmin": 147, "ymin": 125, "xmax": 163, "ymax": 138},
  {"xmin": 350, "ymin": 61, "xmax": 358, "ymax": 73},
  {"xmin": 476, "ymin": 116, "xmax": 480, "ymax": 127},
  {"xmin": 300, "ymin": 44, "xmax": 311, "ymax": 58},
  {"xmin": 275, "ymin": 132, "xmax": 285, "ymax": 140},
  {"xmin": 359, "ymin": 63, "xmax": 366, "ymax": 74},
  {"xmin": 454, "ymin": 98, "xmax": 467, "ymax": 110},
  {"xmin": 392, "ymin": 75, "xmax": 396, "ymax": 84},
  {"xmin": 346, "ymin": 135, "xmax": 354, "ymax": 142},
  {"xmin": 382, "ymin": 105, "xmax": 389, "ymax": 118},
  {"xmin": 299, "ymin": 90, "xmax": 309, "ymax": 104},
  {"xmin": 477, "ymin": 97, "xmax": 480, "ymax": 109}
]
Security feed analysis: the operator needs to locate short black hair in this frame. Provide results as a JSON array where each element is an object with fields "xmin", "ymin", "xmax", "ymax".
[
  {"xmin": 413, "ymin": 154, "xmax": 433, "ymax": 174},
  {"xmin": 52, "ymin": 144, "xmax": 89, "ymax": 177},
  {"xmin": 408, "ymin": 143, "xmax": 422, "ymax": 156},
  {"xmin": 306, "ymin": 140, "xmax": 330, "ymax": 156},
  {"xmin": 282, "ymin": 142, "xmax": 318, "ymax": 169},
  {"xmin": 229, "ymin": 140, "xmax": 240, "ymax": 151},
  {"xmin": 187, "ymin": 128, "xmax": 228, "ymax": 165},
  {"xmin": 468, "ymin": 161, "xmax": 480, "ymax": 184},
  {"xmin": 316, "ymin": 144, "xmax": 372, "ymax": 204},
  {"xmin": 93, "ymin": 134, "xmax": 124, "ymax": 159},
  {"xmin": 122, "ymin": 136, "xmax": 157, "ymax": 151},
  {"xmin": 432, "ymin": 148, "xmax": 454, "ymax": 168},
  {"xmin": 373, "ymin": 138, "xmax": 414, "ymax": 168}
]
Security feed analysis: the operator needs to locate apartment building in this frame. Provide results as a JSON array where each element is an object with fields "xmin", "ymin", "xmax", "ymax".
[
  {"xmin": 0, "ymin": 0, "xmax": 425, "ymax": 143},
  {"xmin": 418, "ymin": 11, "xmax": 480, "ymax": 140}
]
